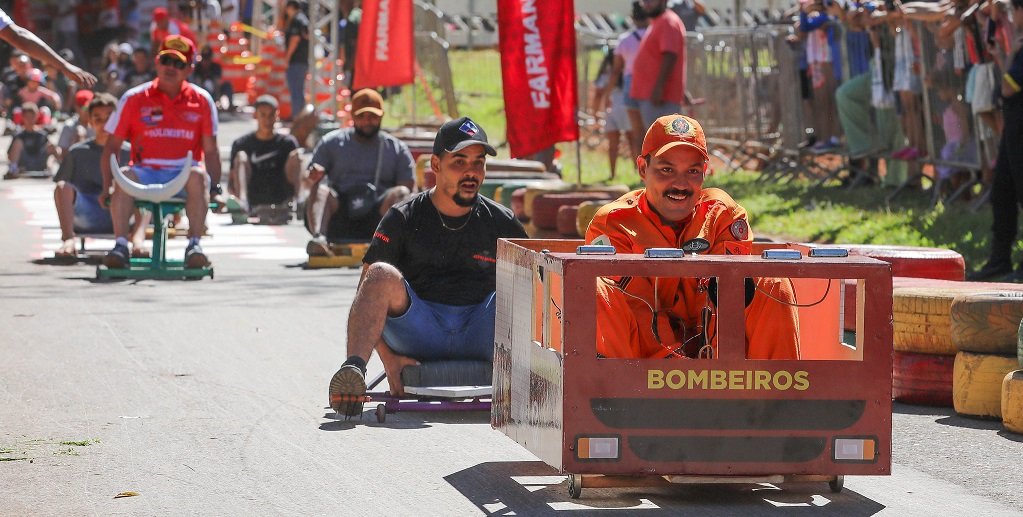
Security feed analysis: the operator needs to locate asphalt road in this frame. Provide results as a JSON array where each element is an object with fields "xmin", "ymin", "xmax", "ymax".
[{"xmin": 1, "ymin": 116, "xmax": 1022, "ymax": 516}]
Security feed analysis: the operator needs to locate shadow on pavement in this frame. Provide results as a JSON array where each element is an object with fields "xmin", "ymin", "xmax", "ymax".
[
  {"xmin": 445, "ymin": 461, "xmax": 886, "ymax": 516},
  {"xmin": 895, "ymin": 402, "xmax": 1015, "ymax": 435},
  {"xmin": 318, "ymin": 406, "xmax": 489, "ymax": 431}
]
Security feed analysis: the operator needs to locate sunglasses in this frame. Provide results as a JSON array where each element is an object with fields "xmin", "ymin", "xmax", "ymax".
[{"xmin": 158, "ymin": 55, "xmax": 188, "ymax": 70}]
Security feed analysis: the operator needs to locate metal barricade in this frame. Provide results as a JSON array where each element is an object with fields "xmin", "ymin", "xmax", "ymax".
[
  {"xmin": 687, "ymin": 26, "xmax": 805, "ymax": 175},
  {"xmin": 910, "ymin": 19, "xmax": 986, "ymax": 206}
]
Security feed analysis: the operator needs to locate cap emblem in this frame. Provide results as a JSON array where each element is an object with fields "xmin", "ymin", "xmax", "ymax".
[
  {"xmin": 164, "ymin": 37, "xmax": 190, "ymax": 53},
  {"xmin": 459, "ymin": 119, "xmax": 480, "ymax": 136},
  {"xmin": 666, "ymin": 117, "xmax": 692, "ymax": 137}
]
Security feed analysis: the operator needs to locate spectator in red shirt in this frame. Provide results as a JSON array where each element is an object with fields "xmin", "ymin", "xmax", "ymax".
[
  {"xmin": 150, "ymin": 7, "xmax": 196, "ymax": 55},
  {"xmin": 100, "ymin": 35, "xmax": 221, "ymax": 269},
  {"xmin": 630, "ymin": 0, "xmax": 689, "ymax": 129}
]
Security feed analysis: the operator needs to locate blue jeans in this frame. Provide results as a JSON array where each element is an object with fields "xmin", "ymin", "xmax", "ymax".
[
  {"xmin": 72, "ymin": 190, "xmax": 113, "ymax": 234},
  {"xmin": 382, "ymin": 281, "xmax": 497, "ymax": 362},
  {"xmin": 286, "ymin": 63, "xmax": 308, "ymax": 117},
  {"xmin": 638, "ymin": 99, "xmax": 682, "ymax": 131}
]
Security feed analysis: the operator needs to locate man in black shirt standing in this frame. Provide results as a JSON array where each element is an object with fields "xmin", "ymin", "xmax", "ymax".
[
  {"xmin": 970, "ymin": 0, "xmax": 1023, "ymax": 281},
  {"xmin": 226, "ymin": 95, "xmax": 300, "ymax": 224},
  {"xmin": 327, "ymin": 117, "xmax": 529, "ymax": 418}
]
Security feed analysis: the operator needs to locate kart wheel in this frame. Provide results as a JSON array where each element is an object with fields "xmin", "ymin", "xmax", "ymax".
[
  {"xmin": 829, "ymin": 475, "xmax": 844, "ymax": 493},
  {"xmin": 567, "ymin": 474, "xmax": 581, "ymax": 499},
  {"xmin": 375, "ymin": 404, "xmax": 386, "ymax": 423}
]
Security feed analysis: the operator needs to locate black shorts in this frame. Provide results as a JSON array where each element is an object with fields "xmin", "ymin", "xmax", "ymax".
[
  {"xmin": 305, "ymin": 189, "xmax": 387, "ymax": 242},
  {"xmin": 799, "ymin": 68, "xmax": 812, "ymax": 101}
]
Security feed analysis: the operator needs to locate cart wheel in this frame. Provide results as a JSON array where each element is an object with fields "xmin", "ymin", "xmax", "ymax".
[
  {"xmin": 829, "ymin": 475, "xmax": 844, "ymax": 493},
  {"xmin": 375, "ymin": 404, "xmax": 386, "ymax": 423},
  {"xmin": 567, "ymin": 474, "xmax": 582, "ymax": 499}
]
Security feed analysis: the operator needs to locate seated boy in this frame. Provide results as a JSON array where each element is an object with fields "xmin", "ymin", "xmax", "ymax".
[
  {"xmin": 52, "ymin": 93, "xmax": 137, "ymax": 258},
  {"xmin": 6, "ymin": 102, "xmax": 55, "ymax": 178}
]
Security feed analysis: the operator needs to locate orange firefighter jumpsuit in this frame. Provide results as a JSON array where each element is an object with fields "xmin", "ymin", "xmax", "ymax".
[{"xmin": 585, "ymin": 188, "xmax": 800, "ymax": 360}]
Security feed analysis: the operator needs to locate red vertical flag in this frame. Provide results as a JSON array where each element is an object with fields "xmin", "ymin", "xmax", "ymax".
[
  {"xmin": 353, "ymin": 0, "xmax": 415, "ymax": 90},
  {"xmin": 497, "ymin": 0, "xmax": 579, "ymax": 158}
]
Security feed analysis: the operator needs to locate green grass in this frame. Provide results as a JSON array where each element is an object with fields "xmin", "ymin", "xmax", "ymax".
[
  {"xmin": 704, "ymin": 171, "xmax": 1002, "ymax": 270},
  {"xmin": 60, "ymin": 439, "xmax": 99, "ymax": 447},
  {"xmin": 380, "ymin": 48, "xmax": 1005, "ymax": 274}
]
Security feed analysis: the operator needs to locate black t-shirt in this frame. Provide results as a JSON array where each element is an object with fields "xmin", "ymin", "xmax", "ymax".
[
  {"xmin": 286, "ymin": 12, "xmax": 310, "ymax": 65},
  {"xmin": 1004, "ymin": 47, "xmax": 1023, "ymax": 116},
  {"xmin": 54, "ymin": 139, "xmax": 130, "ymax": 196},
  {"xmin": 364, "ymin": 191, "xmax": 529, "ymax": 306},
  {"xmin": 230, "ymin": 132, "xmax": 299, "ymax": 206},
  {"xmin": 10, "ymin": 129, "xmax": 49, "ymax": 171}
]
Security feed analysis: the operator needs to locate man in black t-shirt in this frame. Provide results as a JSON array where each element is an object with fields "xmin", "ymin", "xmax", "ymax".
[
  {"xmin": 970, "ymin": 0, "xmax": 1023, "ymax": 281},
  {"xmin": 226, "ymin": 95, "xmax": 300, "ymax": 224},
  {"xmin": 327, "ymin": 117, "xmax": 528, "ymax": 418}
]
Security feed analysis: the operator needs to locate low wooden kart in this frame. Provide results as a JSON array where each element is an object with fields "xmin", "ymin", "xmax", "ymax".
[{"xmin": 493, "ymin": 239, "xmax": 893, "ymax": 498}]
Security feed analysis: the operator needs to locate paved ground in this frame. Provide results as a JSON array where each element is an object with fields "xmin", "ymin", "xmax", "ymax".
[{"xmin": 1, "ymin": 116, "xmax": 1022, "ymax": 516}]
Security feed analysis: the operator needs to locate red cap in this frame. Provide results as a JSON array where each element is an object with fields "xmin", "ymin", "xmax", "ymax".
[
  {"xmin": 74, "ymin": 89, "xmax": 94, "ymax": 107},
  {"xmin": 158, "ymin": 35, "xmax": 196, "ymax": 65},
  {"xmin": 153, "ymin": 7, "xmax": 169, "ymax": 20},
  {"xmin": 640, "ymin": 114, "xmax": 708, "ymax": 161},
  {"xmin": 26, "ymin": 68, "xmax": 43, "ymax": 82}
]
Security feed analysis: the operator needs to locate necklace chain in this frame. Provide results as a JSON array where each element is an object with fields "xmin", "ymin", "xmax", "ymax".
[{"xmin": 437, "ymin": 204, "xmax": 473, "ymax": 231}]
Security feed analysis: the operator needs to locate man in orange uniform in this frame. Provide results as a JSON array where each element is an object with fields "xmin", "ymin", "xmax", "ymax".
[{"xmin": 585, "ymin": 114, "xmax": 799, "ymax": 360}]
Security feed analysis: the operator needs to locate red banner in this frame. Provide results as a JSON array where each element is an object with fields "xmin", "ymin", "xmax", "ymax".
[
  {"xmin": 353, "ymin": 0, "xmax": 415, "ymax": 90},
  {"xmin": 497, "ymin": 0, "xmax": 579, "ymax": 158}
]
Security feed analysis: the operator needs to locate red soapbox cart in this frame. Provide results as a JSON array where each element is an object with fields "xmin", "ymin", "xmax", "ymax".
[{"xmin": 492, "ymin": 239, "xmax": 893, "ymax": 498}]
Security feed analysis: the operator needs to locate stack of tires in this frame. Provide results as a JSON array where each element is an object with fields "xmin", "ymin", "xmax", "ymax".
[
  {"xmin": 947, "ymin": 293, "xmax": 1023, "ymax": 432},
  {"xmin": 824, "ymin": 244, "xmax": 966, "ymax": 332},
  {"xmin": 507, "ymin": 184, "xmax": 630, "ymax": 238},
  {"xmin": 892, "ymin": 287, "xmax": 974, "ymax": 407}
]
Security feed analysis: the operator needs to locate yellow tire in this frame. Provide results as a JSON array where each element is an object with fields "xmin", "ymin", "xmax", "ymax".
[
  {"xmin": 950, "ymin": 292, "xmax": 1023, "ymax": 355},
  {"xmin": 894, "ymin": 287, "xmax": 987, "ymax": 355},
  {"xmin": 1003, "ymin": 370, "xmax": 1023, "ymax": 434},
  {"xmin": 952, "ymin": 351, "xmax": 1019, "ymax": 419},
  {"xmin": 575, "ymin": 200, "xmax": 611, "ymax": 238}
]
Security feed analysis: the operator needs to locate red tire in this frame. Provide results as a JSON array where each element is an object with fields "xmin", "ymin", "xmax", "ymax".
[
  {"xmin": 817, "ymin": 244, "xmax": 965, "ymax": 280},
  {"xmin": 556, "ymin": 205, "xmax": 580, "ymax": 237},
  {"xmin": 531, "ymin": 192, "xmax": 617, "ymax": 230},
  {"xmin": 892, "ymin": 351, "xmax": 954, "ymax": 407},
  {"xmin": 511, "ymin": 188, "xmax": 528, "ymax": 223}
]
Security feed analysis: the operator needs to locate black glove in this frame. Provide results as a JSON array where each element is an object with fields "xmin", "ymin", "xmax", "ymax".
[{"xmin": 706, "ymin": 277, "xmax": 756, "ymax": 308}]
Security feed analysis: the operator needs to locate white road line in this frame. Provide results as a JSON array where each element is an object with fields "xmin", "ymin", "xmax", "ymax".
[{"xmin": 4, "ymin": 181, "xmax": 305, "ymax": 261}]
